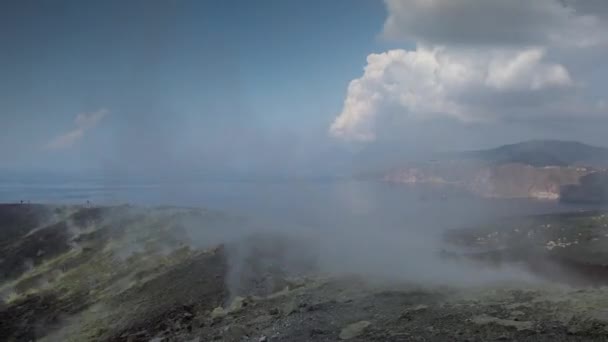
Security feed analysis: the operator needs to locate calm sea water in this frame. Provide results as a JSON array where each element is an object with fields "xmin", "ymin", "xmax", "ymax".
[{"xmin": 0, "ymin": 179, "xmax": 603, "ymax": 232}]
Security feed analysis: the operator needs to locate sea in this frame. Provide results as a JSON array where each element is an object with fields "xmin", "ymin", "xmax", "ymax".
[{"xmin": 0, "ymin": 178, "xmax": 604, "ymax": 233}]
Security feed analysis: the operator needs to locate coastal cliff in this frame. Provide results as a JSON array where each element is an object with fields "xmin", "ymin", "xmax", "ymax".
[
  {"xmin": 383, "ymin": 140, "xmax": 608, "ymax": 201},
  {"xmin": 385, "ymin": 163, "xmax": 590, "ymax": 199}
]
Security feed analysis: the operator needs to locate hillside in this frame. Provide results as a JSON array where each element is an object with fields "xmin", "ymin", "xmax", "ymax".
[
  {"xmin": 460, "ymin": 140, "xmax": 608, "ymax": 167},
  {"xmin": 384, "ymin": 140, "xmax": 608, "ymax": 201},
  {"xmin": 561, "ymin": 172, "xmax": 608, "ymax": 203}
]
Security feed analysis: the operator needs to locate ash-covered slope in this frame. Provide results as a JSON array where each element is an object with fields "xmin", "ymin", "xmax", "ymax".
[{"xmin": 4, "ymin": 204, "xmax": 608, "ymax": 341}]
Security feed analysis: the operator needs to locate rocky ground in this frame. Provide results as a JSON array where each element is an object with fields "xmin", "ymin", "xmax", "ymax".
[{"xmin": 2, "ymin": 204, "xmax": 608, "ymax": 341}]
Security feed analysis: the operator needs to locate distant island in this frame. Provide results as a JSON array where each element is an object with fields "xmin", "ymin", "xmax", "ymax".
[{"xmin": 384, "ymin": 140, "xmax": 608, "ymax": 203}]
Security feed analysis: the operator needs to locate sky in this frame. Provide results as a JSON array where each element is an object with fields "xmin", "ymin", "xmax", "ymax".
[{"xmin": 2, "ymin": 0, "xmax": 608, "ymax": 180}]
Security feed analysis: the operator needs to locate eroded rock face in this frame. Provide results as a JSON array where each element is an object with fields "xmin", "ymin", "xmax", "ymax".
[
  {"xmin": 385, "ymin": 163, "xmax": 589, "ymax": 200},
  {"xmin": 468, "ymin": 164, "xmax": 583, "ymax": 199}
]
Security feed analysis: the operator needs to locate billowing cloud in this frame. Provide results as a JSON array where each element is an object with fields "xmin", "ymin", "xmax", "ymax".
[
  {"xmin": 45, "ymin": 109, "xmax": 108, "ymax": 150},
  {"xmin": 330, "ymin": 0, "xmax": 608, "ymax": 142},
  {"xmin": 383, "ymin": 0, "xmax": 608, "ymax": 48},
  {"xmin": 330, "ymin": 48, "xmax": 573, "ymax": 141}
]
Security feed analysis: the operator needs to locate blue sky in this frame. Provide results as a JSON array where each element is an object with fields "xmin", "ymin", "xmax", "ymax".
[
  {"xmin": 0, "ymin": 0, "xmax": 391, "ymax": 178},
  {"xmin": 2, "ymin": 0, "xmax": 608, "ymax": 180}
]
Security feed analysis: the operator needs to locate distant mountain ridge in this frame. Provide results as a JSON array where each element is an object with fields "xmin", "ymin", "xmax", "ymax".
[{"xmin": 459, "ymin": 140, "xmax": 608, "ymax": 167}]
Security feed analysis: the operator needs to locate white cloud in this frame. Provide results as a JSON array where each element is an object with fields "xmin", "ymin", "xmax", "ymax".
[
  {"xmin": 485, "ymin": 49, "xmax": 571, "ymax": 91},
  {"xmin": 383, "ymin": 0, "xmax": 608, "ymax": 48},
  {"xmin": 45, "ymin": 109, "xmax": 108, "ymax": 150},
  {"xmin": 330, "ymin": 0, "xmax": 608, "ymax": 142},
  {"xmin": 330, "ymin": 48, "xmax": 574, "ymax": 141}
]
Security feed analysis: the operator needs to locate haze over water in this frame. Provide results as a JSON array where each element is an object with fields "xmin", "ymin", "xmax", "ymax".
[{"xmin": 2, "ymin": 179, "xmax": 605, "ymax": 234}]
